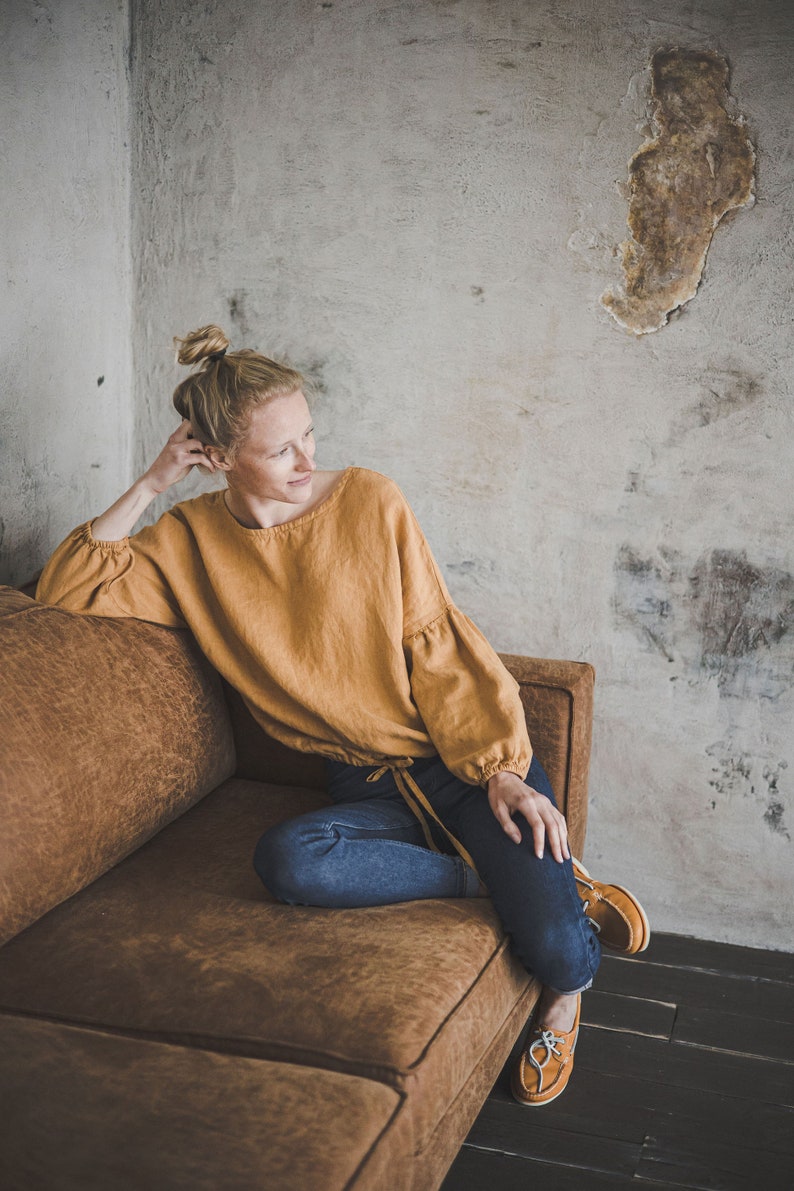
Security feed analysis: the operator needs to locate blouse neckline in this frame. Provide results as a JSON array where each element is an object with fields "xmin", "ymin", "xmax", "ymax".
[{"xmin": 217, "ymin": 466, "xmax": 355, "ymax": 536}]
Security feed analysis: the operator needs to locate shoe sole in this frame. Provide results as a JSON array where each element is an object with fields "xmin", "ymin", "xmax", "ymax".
[{"xmin": 573, "ymin": 860, "xmax": 651, "ymax": 954}]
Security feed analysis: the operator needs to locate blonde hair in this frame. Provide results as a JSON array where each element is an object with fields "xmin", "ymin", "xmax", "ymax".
[{"xmin": 172, "ymin": 324, "xmax": 305, "ymax": 458}]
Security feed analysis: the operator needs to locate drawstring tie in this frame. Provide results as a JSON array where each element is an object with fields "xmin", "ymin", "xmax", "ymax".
[{"xmin": 366, "ymin": 758, "xmax": 480, "ymax": 876}]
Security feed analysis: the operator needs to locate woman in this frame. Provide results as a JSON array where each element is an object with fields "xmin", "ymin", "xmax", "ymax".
[{"xmin": 37, "ymin": 324, "xmax": 649, "ymax": 1107}]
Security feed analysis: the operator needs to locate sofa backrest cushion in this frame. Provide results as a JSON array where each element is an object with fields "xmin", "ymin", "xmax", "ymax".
[{"xmin": 0, "ymin": 588, "xmax": 236, "ymax": 945}]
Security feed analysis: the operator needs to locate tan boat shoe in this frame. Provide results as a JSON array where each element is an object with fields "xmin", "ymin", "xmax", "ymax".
[
  {"xmin": 511, "ymin": 994, "xmax": 581, "ymax": 1107},
  {"xmin": 573, "ymin": 858, "xmax": 650, "ymax": 954}
]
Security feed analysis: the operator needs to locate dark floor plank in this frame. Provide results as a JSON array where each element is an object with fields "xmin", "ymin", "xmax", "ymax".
[
  {"xmin": 595, "ymin": 954, "xmax": 794, "ymax": 1023},
  {"xmin": 638, "ymin": 1116, "xmax": 794, "ymax": 1191},
  {"xmin": 485, "ymin": 1062, "xmax": 794, "ymax": 1154},
  {"xmin": 672, "ymin": 1003, "xmax": 794, "ymax": 1064},
  {"xmin": 642, "ymin": 933, "xmax": 794, "ymax": 984},
  {"xmin": 582, "ymin": 988, "xmax": 676, "ymax": 1038},
  {"xmin": 575, "ymin": 1026, "xmax": 794, "ymax": 1106},
  {"xmin": 462, "ymin": 1100, "xmax": 641, "ymax": 1174},
  {"xmin": 485, "ymin": 1067, "xmax": 654, "ymax": 1142},
  {"xmin": 441, "ymin": 1146, "xmax": 657, "ymax": 1190}
]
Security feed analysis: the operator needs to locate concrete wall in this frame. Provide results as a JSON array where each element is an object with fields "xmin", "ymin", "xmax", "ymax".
[
  {"xmin": 7, "ymin": 0, "xmax": 791, "ymax": 949},
  {"xmin": 130, "ymin": 0, "xmax": 793, "ymax": 949},
  {"xmin": 0, "ymin": 0, "xmax": 132, "ymax": 587}
]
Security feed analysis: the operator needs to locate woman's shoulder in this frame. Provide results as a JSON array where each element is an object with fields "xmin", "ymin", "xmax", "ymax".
[
  {"xmin": 344, "ymin": 466, "xmax": 407, "ymax": 506},
  {"xmin": 136, "ymin": 490, "xmax": 226, "ymax": 540}
]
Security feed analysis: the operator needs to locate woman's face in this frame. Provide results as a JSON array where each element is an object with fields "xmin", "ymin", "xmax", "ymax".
[{"xmin": 221, "ymin": 390, "xmax": 317, "ymax": 507}]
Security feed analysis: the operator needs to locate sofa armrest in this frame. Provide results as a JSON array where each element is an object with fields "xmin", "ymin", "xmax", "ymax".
[{"xmin": 499, "ymin": 655, "xmax": 594, "ymax": 859}]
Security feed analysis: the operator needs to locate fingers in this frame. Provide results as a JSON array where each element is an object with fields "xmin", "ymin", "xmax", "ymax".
[
  {"xmin": 170, "ymin": 419, "xmax": 194, "ymax": 443},
  {"xmin": 491, "ymin": 797, "xmax": 522, "ymax": 845},
  {"xmin": 487, "ymin": 776, "xmax": 571, "ymax": 862},
  {"xmin": 169, "ymin": 422, "xmax": 216, "ymax": 471},
  {"xmin": 524, "ymin": 794, "xmax": 570, "ymax": 863}
]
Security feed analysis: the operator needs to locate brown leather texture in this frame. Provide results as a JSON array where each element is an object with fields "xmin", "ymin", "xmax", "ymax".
[
  {"xmin": 0, "ymin": 777, "xmax": 535, "ymax": 1160},
  {"xmin": 501, "ymin": 653, "xmax": 595, "ymax": 859},
  {"xmin": 0, "ymin": 583, "xmax": 593, "ymax": 1189},
  {"xmin": 0, "ymin": 1013, "xmax": 403, "ymax": 1191},
  {"xmin": 0, "ymin": 587, "xmax": 236, "ymax": 944}
]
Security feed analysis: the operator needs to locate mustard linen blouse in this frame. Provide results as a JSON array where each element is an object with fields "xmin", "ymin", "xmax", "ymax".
[{"xmin": 36, "ymin": 467, "xmax": 532, "ymax": 788}]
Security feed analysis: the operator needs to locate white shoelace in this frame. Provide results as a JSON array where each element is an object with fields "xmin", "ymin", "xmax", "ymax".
[
  {"xmin": 576, "ymin": 874, "xmax": 602, "ymax": 933},
  {"xmin": 527, "ymin": 1028, "xmax": 566, "ymax": 1091}
]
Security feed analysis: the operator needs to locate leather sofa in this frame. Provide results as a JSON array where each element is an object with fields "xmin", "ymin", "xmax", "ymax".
[{"xmin": 0, "ymin": 584, "xmax": 594, "ymax": 1190}]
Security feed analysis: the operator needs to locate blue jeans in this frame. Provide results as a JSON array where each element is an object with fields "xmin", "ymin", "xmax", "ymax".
[{"xmin": 253, "ymin": 754, "xmax": 601, "ymax": 994}]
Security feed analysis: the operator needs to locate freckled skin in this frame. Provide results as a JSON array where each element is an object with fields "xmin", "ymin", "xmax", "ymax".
[{"xmin": 602, "ymin": 49, "xmax": 755, "ymax": 334}]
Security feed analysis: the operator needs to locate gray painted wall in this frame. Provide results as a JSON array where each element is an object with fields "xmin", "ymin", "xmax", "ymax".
[
  {"xmin": 1, "ymin": 0, "xmax": 132, "ymax": 585},
  {"xmin": 6, "ymin": 0, "xmax": 793, "ymax": 949}
]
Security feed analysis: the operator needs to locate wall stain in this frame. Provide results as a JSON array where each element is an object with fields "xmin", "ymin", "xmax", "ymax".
[
  {"xmin": 602, "ymin": 49, "xmax": 755, "ymax": 334},
  {"xmin": 762, "ymin": 763, "xmax": 790, "ymax": 839},
  {"xmin": 706, "ymin": 746, "xmax": 789, "ymax": 839},
  {"xmin": 614, "ymin": 545, "xmax": 677, "ymax": 663},
  {"xmin": 669, "ymin": 363, "xmax": 764, "ymax": 442},
  {"xmin": 227, "ymin": 290, "xmax": 253, "ymax": 341},
  {"xmin": 447, "ymin": 558, "xmax": 496, "ymax": 587},
  {"xmin": 690, "ymin": 552, "xmax": 794, "ymax": 681},
  {"xmin": 615, "ymin": 547, "xmax": 794, "ymax": 698},
  {"xmin": 706, "ymin": 744, "xmax": 752, "ymax": 798}
]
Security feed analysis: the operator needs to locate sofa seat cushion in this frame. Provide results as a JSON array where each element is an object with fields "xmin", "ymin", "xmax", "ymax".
[
  {"xmin": 0, "ymin": 1012, "xmax": 404, "ymax": 1191},
  {"xmin": 0, "ymin": 778, "xmax": 535, "ymax": 1154}
]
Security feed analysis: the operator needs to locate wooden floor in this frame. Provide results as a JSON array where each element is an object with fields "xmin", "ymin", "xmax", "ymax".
[{"xmin": 441, "ymin": 932, "xmax": 794, "ymax": 1190}]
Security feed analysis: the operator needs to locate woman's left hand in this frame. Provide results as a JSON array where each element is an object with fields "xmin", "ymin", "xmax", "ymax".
[{"xmin": 487, "ymin": 771, "xmax": 570, "ymax": 862}]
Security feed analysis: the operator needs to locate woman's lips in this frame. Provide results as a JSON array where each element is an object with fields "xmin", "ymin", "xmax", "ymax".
[{"xmin": 289, "ymin": 474, "xmax": 313, "ymax": 487}]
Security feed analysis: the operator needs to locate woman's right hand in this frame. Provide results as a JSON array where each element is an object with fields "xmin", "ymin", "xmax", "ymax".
[
  {"xmin": 90, "ymin": 421, "xmax": 219, "ymax": 542},
  {"xmin": 141, "ymin": 420, "xmax": 218, "ymax": 495}
]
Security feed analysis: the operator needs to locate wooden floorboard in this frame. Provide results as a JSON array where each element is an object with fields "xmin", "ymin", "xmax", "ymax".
[
  {"xmin": 671, "ymin": 1002, "xmax": 794, "ymax": 1063},
  {"xmin": 636, "ymin": 933, "xmax": 794, "ymax": 984},
  {"xmin": 594, "ymin": 953, "xmax": 794, "ymax": 1021},
  {"xmin": 441, "ymin": 932, "xmax": 794, "ymax": 1190}
]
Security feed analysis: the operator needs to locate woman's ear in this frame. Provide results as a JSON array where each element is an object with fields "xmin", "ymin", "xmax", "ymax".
[{"xmin": 204, "ymin": 445, "xmax": 233, "ymax": 471}]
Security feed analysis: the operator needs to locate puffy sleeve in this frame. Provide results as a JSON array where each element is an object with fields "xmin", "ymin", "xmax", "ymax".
[
  {"xmin": 388, "ymin": 480, "xmax": 532, "ymax": 787},
  {"xmin": 404, "ymin": 606, "xmax": 533, "ymax": 786},
  {"xmin": 36, "ymin": 521, "xmax": 186, "ymax": 628}
]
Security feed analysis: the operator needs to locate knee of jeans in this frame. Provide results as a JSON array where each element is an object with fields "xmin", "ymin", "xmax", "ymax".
[
  {"xmin": 253, "ymin": 819, "xmax": 318, "ymax": 905},
  {"xmin": 514, "ymin": 917, "xmax": 594, "ymax": 992}
]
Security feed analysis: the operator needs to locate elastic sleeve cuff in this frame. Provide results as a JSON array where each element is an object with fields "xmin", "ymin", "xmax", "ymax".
[
  {"xmin": 478, "ymin": 760, "xmax": 531, "ymax": 788},
  {"xmin": 82, "ymin": 521, "xmax": 130, "ymax": 552}
]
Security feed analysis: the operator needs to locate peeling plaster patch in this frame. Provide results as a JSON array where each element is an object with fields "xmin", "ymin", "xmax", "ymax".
[
  {"xmin": 602, "ymin": 49, "xmax": 755, "ymax": 334},
  {"xmin": 615, "ymin": 548, "xmax": 794, "ymax": 698}
]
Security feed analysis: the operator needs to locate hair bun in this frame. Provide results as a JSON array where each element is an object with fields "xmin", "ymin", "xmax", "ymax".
[{"xmin": 174, "ymin": 324, "xmax": 231, "ymax": 367}]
